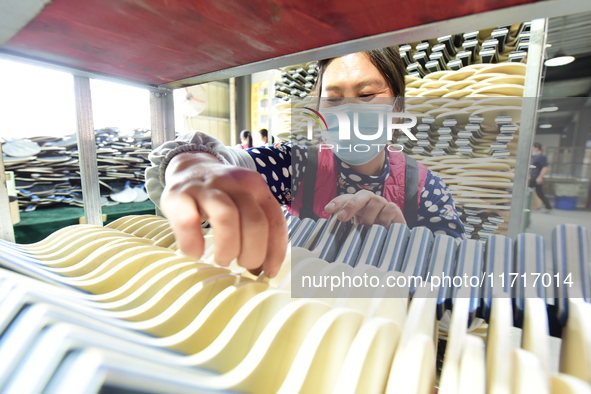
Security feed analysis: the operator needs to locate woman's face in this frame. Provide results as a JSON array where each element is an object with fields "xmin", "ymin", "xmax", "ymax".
[{"xmin": 319, "ymin": 52, "xmax": 394, "ymax": 107}]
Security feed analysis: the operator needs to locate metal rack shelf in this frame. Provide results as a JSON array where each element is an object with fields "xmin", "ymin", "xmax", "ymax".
[{"xmin": 2, "ymin": 0, "xmax": 591, "ymax": 241}]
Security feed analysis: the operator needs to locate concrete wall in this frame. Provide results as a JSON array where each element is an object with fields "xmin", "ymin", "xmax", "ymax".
[{"xmin": 534, "ymin": 133, "xmax": 561, "ymax": 151}]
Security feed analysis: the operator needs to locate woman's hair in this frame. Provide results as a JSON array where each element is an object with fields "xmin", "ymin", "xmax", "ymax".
[
  {"xmin": 259, "ymin": 128, "xmax": 274, "ymax": 144},
  {"xmin": 313, "ymin": 46, "xmax": 406, "ymax": 108},
  {"xmin": 240, "ymin": 130, "xmax": 253, "ymax": 147}
]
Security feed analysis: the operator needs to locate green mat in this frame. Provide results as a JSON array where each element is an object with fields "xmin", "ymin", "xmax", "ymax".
[{"xmin": 14, "ymin": 200, "xmax": 157, "ymax": 244}]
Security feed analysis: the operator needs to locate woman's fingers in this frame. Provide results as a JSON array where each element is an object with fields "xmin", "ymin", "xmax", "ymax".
[
  {"xmin": 233, "ymin": 194, "xmax": 269, "ymax": 270},
  {"xmin": 377, "ymin": 203, "xmax": 406, "ymax": 226},
  {"xmin": 324, "ymin": 190, "xmax": 406, "ymax": 227},
  {"xmin": 197, "ymin": 189, "xmax": 241, "ymax": 266},
  {"xmin": 260, "ymin": 193, "xmax": 289, "ymax": 278},
  {"xmin": 326, "ymin": 190, "xmax": 374, "ymax": 221},
  {"xmin": 160, "ymin": 192, "xmax": 205, "ymax": 260},
  {"xmin": 163, "ymin": 160, "xmax": 289, "ymax": 275},
  {"xmin": 228, "ymin": 171, "xmax": 288, "ymax": 276},
  {"xmin": 324, "ymin": 194, "xmax": 349, "ymax": 215},
  {"xmin": 355, "ymin": 196, "xmax": 387, "ymax": 226}
]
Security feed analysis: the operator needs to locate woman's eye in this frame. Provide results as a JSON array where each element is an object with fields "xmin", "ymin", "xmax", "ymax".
[
  {"xmin": 326, "ymin": 97, "xmax": 343, "ymax": 105},
  {"xmin": 359, "ymin": 94, "xmax": 376, "ymax": 102}
]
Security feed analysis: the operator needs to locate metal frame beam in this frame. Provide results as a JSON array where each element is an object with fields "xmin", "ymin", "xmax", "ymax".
[
  {"xmin": 508, "ymin": 18, "xmax": 547, "ymax": 238},
  {"xmin": 0, "ymin": 142, "xmax": 15, "ymax": 242},
  {"xmin": 150, "ymin": 90, "xmax": 176, "ymax": 149},
  {"xmin": 150, "ymin": 89, "xmax": 175, "ymax": 216},
  {"xmin": 74, "ymin": 75, "xmax": 103, "ymax": 227},
  {"xmin": 0, "ymin": 50, "xmax": 161, "ymax": 91},
  {"xmin": 0, "ymin": 0, "xmax": 51, "ymax": 47}
]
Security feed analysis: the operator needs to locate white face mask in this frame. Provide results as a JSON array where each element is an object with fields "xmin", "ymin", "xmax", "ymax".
[{"xmin": 320, "ymin": 102, "xmax": 394, "ymax": 166}]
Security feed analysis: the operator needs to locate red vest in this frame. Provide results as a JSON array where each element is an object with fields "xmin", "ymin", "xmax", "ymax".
[{"xmin": 289, "ymin": 145, "xmax": 429, "ymax": 220}]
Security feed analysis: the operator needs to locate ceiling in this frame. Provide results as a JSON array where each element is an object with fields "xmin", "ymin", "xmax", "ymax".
[
  {"xmin": 542, "ymin": 11, "xmax": 591, "ymax": 98},
  {"xmin": 546, "ymin": 13, "xmax": 591, "ymax": 59},
  {"xmin": 538, "ymin": 12, "xmax": 591, "ymax": 144}
]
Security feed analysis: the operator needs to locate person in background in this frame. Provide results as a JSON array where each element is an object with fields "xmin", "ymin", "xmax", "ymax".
[
  {"xmin": 530, "ymin": 142, "xmax": 552, "ymax": 212},
  {"xmin": 236, "ymin": 130, "xmax": 252, "ymax": 150},
  {"xmin": 146, "ymin": 47, "xmax": 465, "ymax": 277},
  {"xmin": 259, "ymin": 128, "xmax": 273, "ymax": 146}
]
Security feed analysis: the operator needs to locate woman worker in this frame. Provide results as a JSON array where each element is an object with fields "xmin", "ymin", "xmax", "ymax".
[
  {"xmin": 145, "ymin": 46, "xmax": 465, "ymax": 278},
  {"xmin": 258, "ymin": 128, "xmax": 273, "ymax": 146},
  {"xmin": 236, "ymin": 130, "xmax": 253, "ymax": 150}
]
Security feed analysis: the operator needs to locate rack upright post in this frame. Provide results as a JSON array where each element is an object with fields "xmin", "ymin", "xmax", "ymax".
[
  {"xmin": 74, "ymin": 75, "xmax": 103, "ymax": 227},
  {"xmin": 508, "ymin": 18, "xmax": 547, "ymax": 238},
  {"xmin": 0, "ymin": 141, "xmax": 15, "ymax": 242}
]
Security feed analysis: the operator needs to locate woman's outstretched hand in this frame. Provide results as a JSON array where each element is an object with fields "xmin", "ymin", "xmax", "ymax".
[
  {"xmin": 160, "ymin": 152, "xmax": 287, "ymax": 277},
  {"xmin": 324, "ymin": 189, "xmax": 406, "ymax": 227}
]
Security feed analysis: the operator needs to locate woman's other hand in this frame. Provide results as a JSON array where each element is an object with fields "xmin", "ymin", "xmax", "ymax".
[
  {"xmin": 324, "ymin": 189, "xmax": 406, "ymax": 227},
  {"xmin": 160, "ymin": 152, "xmax": 287, "ymax": 277}
]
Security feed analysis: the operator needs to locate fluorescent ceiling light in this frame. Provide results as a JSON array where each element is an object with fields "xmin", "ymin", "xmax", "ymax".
[
  {"xmin": 539, "ymin": 124, "xmax": 552, "ymax": 128},
  {"xmin": 538, "ymin": 106, "xmax": 559, "ymax": 112},
  {"xmin": 545, "ymin": 55, "xmax": 575, "ymax": 67}
]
